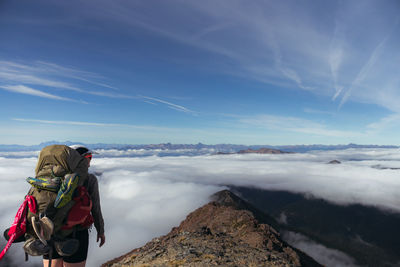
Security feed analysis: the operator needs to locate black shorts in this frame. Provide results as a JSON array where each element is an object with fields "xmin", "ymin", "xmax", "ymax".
[{"xmin": 43, "ymin": 229, "xmax": 89, "ymax": 263}]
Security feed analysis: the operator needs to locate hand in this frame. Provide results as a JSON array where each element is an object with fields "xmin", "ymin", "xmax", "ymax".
[{"xmin": 97, "ymin": 233, "xmax": 105, "ymax": 247}]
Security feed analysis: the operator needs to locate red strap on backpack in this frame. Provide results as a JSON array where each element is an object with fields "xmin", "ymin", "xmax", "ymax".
[
  {"xmin": 0, "ymin": 195, "xmax": 37, "ymax": 260},
  {"xmin": 61, "ymin": 186, "xmax": 94, "ymax": 230}
]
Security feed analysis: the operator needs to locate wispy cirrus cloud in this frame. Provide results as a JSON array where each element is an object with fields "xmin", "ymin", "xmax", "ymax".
[
  {"xmin": 99, "ymin": 1, "xmax": 330, "ymax": 88},
  {"xmin": 303, "ymin": 108, "xmax": 335, "ymax": 116},
  {"xmin": 35, "ymin": 61, "xmax": 119, "ymax": 91},
  {"xmin": 81, "ymin": 0, "xmax": 400, "ymax": 112},
  {"xmin": 0, "ymin": 68, "xmax": 81, "ymax": 91},
  {"xmin": 9, "ymin": 117, "xmax": 240, "ymax": 144},
  {"xmin": 0, "ymin": 85, "xmax": 75, "ymax": 102},
  {"xmin": 139, "ymin": 95, "xmax": 195, "ymax": 114},
  {"xmin": 366, "ymin": 113, "xmax": 400, "ymax": 133},
  {"xmin": 329, "ymin": 21, "xmax": 346, "ymax": 101},
  {"xmin": 12, "ymin": 118, "xmax": 168, "ymax": 131},
  {"xmin": 0, "ymin": 60, "xmax": 120, "ymax": 101},
  {"xmin": 338, "ymin": 36, "xmax": 388, "ymax": 108},
  {"xmin": 0, "ymin": 60, "xmax": 115, "ymax": 91},
  {"xmin": 0, "ymin": 60, "xmax": 194, "ymax": 114},
  {"xmin": 238, "ymin": 114, "xmax": 360, "ymax": 138}
]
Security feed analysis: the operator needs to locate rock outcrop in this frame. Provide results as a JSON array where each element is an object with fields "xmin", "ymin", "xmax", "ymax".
[{"xmin": 103, "ymin": 190, "xmax": 321, "ymax": 267}]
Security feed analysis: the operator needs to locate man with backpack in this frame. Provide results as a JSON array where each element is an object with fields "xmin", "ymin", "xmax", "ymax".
[
  {"xmin": 1, "ymin": 144, "xmax": 106, "ymax": 266},
  {"xmin": 42, "ymin": 145, "xmax": 105, "ymax": 267},
  {"xmin": 1, "ymin": 144, "xmax": 92, "ymax": 264}
]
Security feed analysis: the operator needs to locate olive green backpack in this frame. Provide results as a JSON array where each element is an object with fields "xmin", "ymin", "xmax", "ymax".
[{"xmin": 26, "ymin": 144, "xmax": 89, "ymax": 239}]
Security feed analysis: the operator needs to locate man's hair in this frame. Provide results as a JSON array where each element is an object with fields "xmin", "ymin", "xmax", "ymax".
[
  {"xmin": 74, "ymin": 146, "xmax": 90, "ymax": 156},
  {"xmin": 69, "ymin": 145, "xmax": 97, "ymax": 156}
]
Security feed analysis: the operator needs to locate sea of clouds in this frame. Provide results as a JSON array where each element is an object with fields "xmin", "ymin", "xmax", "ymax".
[
  {"xmin": 0, "ymin": 148, "xmax": 399, "ymax": 266},
  {"xmin": 282, "ymin": 231, "xmax": 358, "ymax": 267}
]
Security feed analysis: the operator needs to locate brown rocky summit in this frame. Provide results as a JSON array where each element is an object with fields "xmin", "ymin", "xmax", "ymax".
[{"xmin": 102, "ymin": 190, "xmax": 321, "ymax": 267}]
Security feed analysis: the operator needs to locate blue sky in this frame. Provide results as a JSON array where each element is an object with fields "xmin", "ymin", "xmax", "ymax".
[{"xmin": 0, "ymin": 0, "xmax": 399, "ymax": 145}]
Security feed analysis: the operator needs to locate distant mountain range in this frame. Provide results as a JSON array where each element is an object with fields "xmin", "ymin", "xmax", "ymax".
[
  {"xmin": 216, "ymin": 147, "xmax": 290, "ymax": 155},
  {"xmin": 0, "ymin": 141, "xmax": 398, "ymax": 153}
]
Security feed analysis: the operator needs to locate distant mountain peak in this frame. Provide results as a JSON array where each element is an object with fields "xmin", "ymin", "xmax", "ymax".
[
  {"xmin": 102, "ymin": 190, "xmax": 321, "ymax": 267},
  {"xmin": 210, "ymin": 189, "xmax": 246, "ymax": 207}
]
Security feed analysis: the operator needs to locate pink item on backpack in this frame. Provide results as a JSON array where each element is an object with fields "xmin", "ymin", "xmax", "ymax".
[{"xmin": 0, "ymin": 195, "xmax": 37, "ymax": 260}]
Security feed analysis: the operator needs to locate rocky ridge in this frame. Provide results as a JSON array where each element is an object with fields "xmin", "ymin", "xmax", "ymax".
[
  {"xmin": 102, "ymin": 190, "xmax": 321, "ymax": 267},
  {"xmin": 237, "ymin": 148, "xmax": 290, "ymax": 154},
  {"xmin": 216, "ymin": 148, "xmax": 290, "ymax": 155}
]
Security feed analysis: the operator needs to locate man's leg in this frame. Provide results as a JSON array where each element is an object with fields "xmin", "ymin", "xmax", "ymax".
[
  {"xmin": 63, "ymin": 230, "xmax": 89, "ymax": 267},
  {"xmin": 64, "ymin": 260, "xmax": 86, "ymax": 267},
  {"xmin": 43, "ymin": 258, "xmax": 63, "ymax": 267}
]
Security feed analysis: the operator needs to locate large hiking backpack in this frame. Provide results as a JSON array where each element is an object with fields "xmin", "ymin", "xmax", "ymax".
[
  {"xmin": 26, "ymin": 144, "xmax": 90, "ymax": 239},
  {"xmin": 0, "ymin": 145, "xmax": 92, "ymax": 263}
]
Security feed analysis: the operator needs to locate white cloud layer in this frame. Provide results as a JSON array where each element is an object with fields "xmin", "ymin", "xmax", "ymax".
[
  {"xmin": 0, "ymin": 148, "xmax": 399, "ymax": 266},
  {"xmin": 282, "ymin": 231, "xmax": 358, "ymax": 267}
]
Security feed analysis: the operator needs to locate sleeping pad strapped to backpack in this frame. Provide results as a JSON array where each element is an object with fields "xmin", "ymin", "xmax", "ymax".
[{"xmin": 26, "ymin": 145, "xmax": 89, "ymax": 240}]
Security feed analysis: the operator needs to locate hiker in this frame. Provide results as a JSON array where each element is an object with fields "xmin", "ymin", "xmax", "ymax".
[
  {"xmin": 42, "ymin": 145, "xmax": 105, "ymax": 267},
  {"xmin": 2, "ymin": 145, "xmax": 92, "ymax": 264}
]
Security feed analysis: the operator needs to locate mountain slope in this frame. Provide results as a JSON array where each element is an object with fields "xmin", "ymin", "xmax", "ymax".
[
  {"xmin": 231, "ymin": 186, "xmax": 400, "ymax": 266},
  {"xmin": 102, "ymin": 190, "xmax": 321, "ymax": 267}
]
